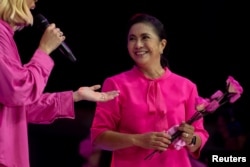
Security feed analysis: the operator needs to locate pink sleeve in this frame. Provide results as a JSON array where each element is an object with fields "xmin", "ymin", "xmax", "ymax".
[
  {"xmin": 0, "ymin": 48, "xmax": 54, "ymax": 106},
  {"xmin": 90, "ymin": 78, "xmax": 121, "ymax": 143},
  {"xmin": 26, "ymin": 91, "xmax": 75, "ymax": 124},
  {"xmin": 185, "ymin": 84, "xmax": 209, "ymax": 158}
]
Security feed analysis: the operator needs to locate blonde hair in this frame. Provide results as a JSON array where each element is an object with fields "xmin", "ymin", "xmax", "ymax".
[{"xmin": 0, "ymin": 0, "xmax": 33, "ymax": 28}]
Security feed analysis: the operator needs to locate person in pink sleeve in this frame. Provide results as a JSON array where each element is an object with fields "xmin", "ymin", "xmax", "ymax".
[
  {"xmin": 0, "ymin": 0, "xmax": 120, "ymax": 167},
  {"xmin": 91, "ymin": 13, "xmax": 209, "ymax": 167}
]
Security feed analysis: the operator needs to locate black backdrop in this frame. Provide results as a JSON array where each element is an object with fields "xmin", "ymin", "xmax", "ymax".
[{"xmin": 12, "ymin": 0, "xmax": 249, "ymax": 166}]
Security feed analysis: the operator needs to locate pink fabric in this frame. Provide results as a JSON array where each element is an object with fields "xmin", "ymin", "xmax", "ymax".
[
  {"xmin": 0, "ymin": 19, "xmax": 75, "ymax": 167},
  {"xmin": 79, "ymin": 136, "xmax": 93, "ymax": 158},
  {"xmin": 91, "ymin": 66, "xmax": 209, "ymax": 167},
  {"xmin": 166, "ymin": 125, "xmax": 186, "ymax": 150}
]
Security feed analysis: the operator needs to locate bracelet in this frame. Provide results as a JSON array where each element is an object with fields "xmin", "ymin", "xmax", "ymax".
[{"xmin": 188, "ymin": 135, "xmax": 196, "ymax": 147}]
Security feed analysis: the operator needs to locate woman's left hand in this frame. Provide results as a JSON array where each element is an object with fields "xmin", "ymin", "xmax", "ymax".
[{"xmin": 177, "ymin": 122, "xmax": 195, "ymax": 145}]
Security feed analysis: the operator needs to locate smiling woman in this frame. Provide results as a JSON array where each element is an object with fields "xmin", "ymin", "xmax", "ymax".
[{"xmin": 90, "ymin": 13, "xmax": 209, "ymax": 167}]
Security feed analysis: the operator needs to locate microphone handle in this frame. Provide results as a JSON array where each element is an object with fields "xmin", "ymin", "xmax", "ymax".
[{"xmin": 59, "ymin": 42, "xmax": 77, "ymax": 62}]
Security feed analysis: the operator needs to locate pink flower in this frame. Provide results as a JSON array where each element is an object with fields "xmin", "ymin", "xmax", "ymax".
[
  {"xmin": 229, "ymin": 93, "xmax": 241, "ymax": 103},
  {"xmin": 205, "ymin": 100, "xmax": 220, "ymax": 112},
  {"xmin": 226, "ymin": 76, "xmax": 243, "ymax": 103},
  {"xmin": 210, "ymin": 90, "xmax": 224, "ymax": 100},
  {"xmin": 195, "ymin": 97, "xmax": 210, "ymax": 112},
  {"xmin": 226, "ymin": 76, "xmax": 243, "ymax": 94}
]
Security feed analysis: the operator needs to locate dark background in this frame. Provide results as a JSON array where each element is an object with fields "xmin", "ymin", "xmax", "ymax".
[{"xmin": 13, "ymin": 0, "xmax": 249, "ymax": 166}]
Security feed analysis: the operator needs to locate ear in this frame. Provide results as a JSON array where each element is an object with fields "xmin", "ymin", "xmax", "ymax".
[{"xmin": 160, "ymin": 39, "xmax": 167, "ymax": 54}]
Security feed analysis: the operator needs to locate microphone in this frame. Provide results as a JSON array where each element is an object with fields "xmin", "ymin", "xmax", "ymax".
[{"xmin": 33, "ymin": 14, "xmax": 77, "ymax": 62}]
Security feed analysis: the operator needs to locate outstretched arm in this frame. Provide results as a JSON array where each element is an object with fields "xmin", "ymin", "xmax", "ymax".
[{"xmin": 26, "ymin": 85, "xmax": 119, "ymax": 123}]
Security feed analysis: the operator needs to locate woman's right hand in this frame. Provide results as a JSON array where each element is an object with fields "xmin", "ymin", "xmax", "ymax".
[
  {"xmin": 134, "ymin": 132, "xmax": 172, "ymax": 152},
  {"xmin": 38, "ymin": 23, "xmax": 65, "ymax": 55}
]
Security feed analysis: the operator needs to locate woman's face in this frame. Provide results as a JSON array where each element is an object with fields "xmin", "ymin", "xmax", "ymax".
[{"xmin": 127, "ymin": 22, "xmax": 166, "ymax": 68}]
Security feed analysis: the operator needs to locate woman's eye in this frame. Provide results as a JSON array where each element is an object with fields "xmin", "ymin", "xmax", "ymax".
[
  {"xmin": 142, "ymin": 36, "xmax": 149, "ymax": 40},
  {"xmin": 128, "ymin": 37, "xmax": 136, "ymax": 41}
]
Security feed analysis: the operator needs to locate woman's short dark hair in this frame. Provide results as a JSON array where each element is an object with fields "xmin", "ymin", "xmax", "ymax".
[{"xmin": 127, "ymin": 13, "xmax": 167, "ymax": 41}]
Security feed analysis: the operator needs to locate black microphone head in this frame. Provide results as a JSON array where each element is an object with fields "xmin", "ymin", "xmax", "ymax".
[
  {"xmin": 33, "ymin": 14, "xmax": 50, "ymax": 31},
  {"xmin": 32, "ymin": 13, "xmax": 77, "ymax": 62}
]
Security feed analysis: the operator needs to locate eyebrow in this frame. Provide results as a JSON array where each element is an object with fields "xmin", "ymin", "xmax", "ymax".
[{"xmin": 128, "ymin": 33, "xmax": 151, "ymax": 37}]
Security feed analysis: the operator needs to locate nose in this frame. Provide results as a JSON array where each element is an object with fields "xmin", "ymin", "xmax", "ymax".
[
  {"xmin": 135, "ymin": 39, "xmax": 143, "ymax": 49},
  {"xmin": 30, "ymin": 0, "xmax": 38, "ymax": 9},
  {"xmin": 30, "ymin": 5, "xmax": 36, "ymax": 10}
]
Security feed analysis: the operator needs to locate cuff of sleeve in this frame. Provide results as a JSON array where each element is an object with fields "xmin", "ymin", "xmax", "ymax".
[
  {"xmin": 31, "ymin": 48, "xmax": 54, "ymax": 73},
  {"xmin": 190, "ymin": 132, "xmax": 208, "ymax": 159},
  {"xmin": 59, "ymin": 91, "xmax": 75, "ymax": 119}
]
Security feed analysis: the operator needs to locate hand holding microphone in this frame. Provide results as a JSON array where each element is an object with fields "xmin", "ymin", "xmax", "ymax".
[
  {"xmin": 38, "ymin": 23, "xmax": 65, "ymax": 55},
  {"xmin": 33, "ymin": 14, "xmax": 77, "ymax": 62}
]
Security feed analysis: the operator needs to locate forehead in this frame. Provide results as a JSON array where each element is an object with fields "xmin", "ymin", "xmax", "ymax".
[{"xmin": 128, "ymin": 22, "xmax": 156, "ymax": 35}]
